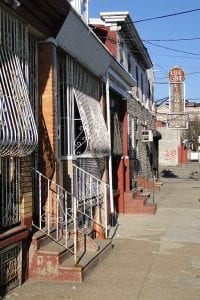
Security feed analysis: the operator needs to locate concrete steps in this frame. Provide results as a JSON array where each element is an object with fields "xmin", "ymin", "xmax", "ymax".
[
  {"xmin": 29, "ymin": 230, "xmax": 112, "ymax": 283},
  {"xmin": 124, "ymin": 190, "xmax": 157, "ymax": 215}
]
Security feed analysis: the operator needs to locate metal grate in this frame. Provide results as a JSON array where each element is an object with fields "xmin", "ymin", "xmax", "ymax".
[
  {"xmin": 0, "ymin": 157, "xmax": 20, "ymax": 229},
  {"xmin": 0, "ymin": 6, "xmax": 38, "ymax": 157},
  {"xmin": 58, "ymin": 54, "xmax": 103, "ymax": 157},
  {"xmin": 0, "ymin": 242, "xmax": 22, "ymax": 295}
]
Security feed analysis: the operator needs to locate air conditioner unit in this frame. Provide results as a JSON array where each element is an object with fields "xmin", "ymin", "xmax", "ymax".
[{"xmin": 142, "ymin": 130, "xmax": 153, "ymax": 142}]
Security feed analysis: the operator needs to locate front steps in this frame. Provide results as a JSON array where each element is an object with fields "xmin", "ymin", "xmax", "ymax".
[
  {"xmin": 137, "ymin": 177, "xmax": 163, "ymax": 192},
  {"xmin": 124, "ymin": 190, "xmax": 157, "ymax": 215},
  {"xmin": 29, "ymin": 230, "xmax": 112, "ymax": 283}
]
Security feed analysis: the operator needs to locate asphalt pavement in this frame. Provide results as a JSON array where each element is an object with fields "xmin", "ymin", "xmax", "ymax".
[{"xmin": 5, "ymin": 162, "xmax": 200, "ymax": 300}]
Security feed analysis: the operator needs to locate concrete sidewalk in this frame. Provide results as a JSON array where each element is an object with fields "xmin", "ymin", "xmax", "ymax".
[{"xmin": 5, "ymin": 163, "xmax": 200, "ymax": 300}]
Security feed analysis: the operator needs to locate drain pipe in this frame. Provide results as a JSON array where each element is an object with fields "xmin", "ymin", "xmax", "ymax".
[{"xmin": 106, "ymin": 73, "xmax": 115, "ymax": 226}]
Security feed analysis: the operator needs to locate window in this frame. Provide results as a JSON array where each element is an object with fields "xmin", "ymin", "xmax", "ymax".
[
  {"xmin": 119, "ymin": 42, "xmax": 124, "ymax": 65},
  {"xmin": 0, "ymin": 7, "xmax": 38, "ymax": 230},
  {"xmin": 141, "ymin": 73, "xmax": 144, "ymax": 97},
  {"xmin": 136, "ymin": 66, "xmax": 139, "ymax": 98},
  {"xmin": 128, "ymin": 53, "xmax": 131, "ymax": 73},
  {"xmin": 58, "ymin": 54, "xmax": 110, "ymax": 157}
]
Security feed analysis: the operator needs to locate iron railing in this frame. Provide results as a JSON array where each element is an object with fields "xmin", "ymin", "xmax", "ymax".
[
  {"xmin": 33, "ymin": 165, "xmax": 109, "ymax": 264},
  {"xmin": 72, "ymin": 164, "xmax": 109, "ymax": 237}
]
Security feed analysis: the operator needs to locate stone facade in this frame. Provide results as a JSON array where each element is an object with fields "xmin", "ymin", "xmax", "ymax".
[{"xmin": 128, "ymin": 96, "xmax": 156, "ymax": 179}]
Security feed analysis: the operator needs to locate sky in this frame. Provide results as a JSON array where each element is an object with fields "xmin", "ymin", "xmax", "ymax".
[{"xmin": 89, "ymin": 0, "xmax": 200, "ymax": 102}]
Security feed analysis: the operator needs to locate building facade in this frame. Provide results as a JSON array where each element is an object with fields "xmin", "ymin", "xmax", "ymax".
[
  {"xmin": 0, "ymin": 0, "xmax": 138, "ymax": 292},
  {"xmin": 90, "ymin": 12, "xmax": 160, "ymax": 213}
]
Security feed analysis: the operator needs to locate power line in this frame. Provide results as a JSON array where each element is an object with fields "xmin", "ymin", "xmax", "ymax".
[
  {"xmin": 98, "ymin": 35, "xmax": 200, "ymax": 58},
  {"xmin": 143, "ymin": 37, "xmax": 200, "ymax": 42},
  {"xmin": 151, "ymin": 52, "xmax": 200, "ymax": 60},
  {"xmin": 144, "ymin": 41, "xmax": 200, "ymax": 57},
  {"xmin": 154, "ymin": 63, "xmax": 168, "ymax": 74},
  {"xmin": 133, "ymin": 8, "xmax": 200, "ymax": 23}
]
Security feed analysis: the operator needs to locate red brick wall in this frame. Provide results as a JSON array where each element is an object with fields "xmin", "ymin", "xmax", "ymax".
[
  {"xmin": 93, "ymin": 26, "xmax": 118, "ymax": 59},
  {"xmin": 105, "ymin": 30, "xmax": 117, "ymax": 59}
]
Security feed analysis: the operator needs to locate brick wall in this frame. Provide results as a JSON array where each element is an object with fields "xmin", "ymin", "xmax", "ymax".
[
  {"xmin": 105, "ymin": 30, "xmax": 117, "ymax": 58},
  {"xmin": 38, "ymin": 42, "xmax": 57, "ymax": 180},
  {"xmin": 20, "ymin": 156, "xmax": 33, "ymax": 229},
  {"xmin": 37, "ymin": 42, "xmax": 59, "ymax": 225}
]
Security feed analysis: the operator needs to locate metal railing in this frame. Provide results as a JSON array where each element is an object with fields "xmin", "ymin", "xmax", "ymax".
[
  {"xmin": 33, "ymin": 165, "xmax": 109, "ymax": 264},
  {"xmin": 33, "ymin": 169, "xmax": 78, "ymax": 263},
  {"xmin": 72, "ymin": 164, "xmax": 109, "ymax": 238}
]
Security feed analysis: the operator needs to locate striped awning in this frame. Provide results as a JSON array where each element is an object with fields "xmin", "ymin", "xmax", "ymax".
[
  {"xmin": 74, "ymin": 89, "xmax": 110, "ymax": 155},
  {"xmin": 0, "ymin": 47, "xmax": 38, "ymax": 157}
]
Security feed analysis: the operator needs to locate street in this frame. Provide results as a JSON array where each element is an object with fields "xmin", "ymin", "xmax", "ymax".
[{"xmin": 6, "ymin": 163, "xmax": 200, "ymax": 300}]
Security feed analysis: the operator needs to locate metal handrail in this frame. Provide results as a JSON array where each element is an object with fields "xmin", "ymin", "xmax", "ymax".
[
  {"xmin": 33, "ymin": 168, "xmax": 79, "ymax": 264},
  {"xmin": 72, "ymin": 164, "xmax": 109, "ymax": 238},
  {"xmin": 33, "ymin": 165, "xmax": 109, "ymax": 264}
]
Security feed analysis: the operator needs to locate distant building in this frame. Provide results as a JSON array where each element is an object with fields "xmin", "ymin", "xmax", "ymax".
[{"xmin": 156, "ymin": 100, "xmax": 200, "ymax": 165}]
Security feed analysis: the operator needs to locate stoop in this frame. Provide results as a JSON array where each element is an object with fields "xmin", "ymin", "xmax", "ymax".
[
  {"xmin": 29, "ymin": 230, "xmax": 112, "ymax": 283},
  {"xmin": 124, "ymin": 190, "xmax": 157, "ymax": 215}
]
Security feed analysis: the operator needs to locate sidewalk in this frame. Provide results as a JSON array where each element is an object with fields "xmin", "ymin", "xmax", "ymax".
[{"xmin": 5, "ymin": 163, "xmax": 200, "ymax": 300}]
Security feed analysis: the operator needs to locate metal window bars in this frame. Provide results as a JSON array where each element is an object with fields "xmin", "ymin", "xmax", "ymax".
[
  {"xmin": 0, "ymin": 157, "xmax": 20, "ymax": 229},
  {"xmin": 58, "ymin": 54, "xmax": 110, "ymax": 157},
  {"xmin": 0, "ymin": 46, "xmax": 38, "ymax": 156},
  {"xmin": 0, "ymin": 6, "xmax": 38, "ymax": 157}
]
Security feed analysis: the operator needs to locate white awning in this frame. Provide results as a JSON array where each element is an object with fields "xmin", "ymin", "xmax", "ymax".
[
  {"xmin": 0, "ymin": 47, "xmax": 38, "ymax": 157},
  {"xmin": 74, "ymin": 89, "xmax": 110, "ymax": 155}
]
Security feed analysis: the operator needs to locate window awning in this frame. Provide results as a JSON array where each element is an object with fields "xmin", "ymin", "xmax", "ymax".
[
  {"xmin": 74, "ymin": 89, "xmax": 110, "ymax": 156},
  {"xmin": 0, "ymin": 47, "xmax": 38, "ymax": 157}
]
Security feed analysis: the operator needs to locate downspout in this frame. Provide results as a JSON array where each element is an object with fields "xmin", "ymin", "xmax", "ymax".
[{"xmin": 106, "ymin": 72, "xmax": 116, "ymax": 226}]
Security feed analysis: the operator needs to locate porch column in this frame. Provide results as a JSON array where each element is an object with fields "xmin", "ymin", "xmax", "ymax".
[
  {"xmin": 37, "ymin": 40, "xmax": 59, "ymax": 224},
  {"xmin": 38, "ymin": 40, "xmax": 58, "ymax": 180},
  {"xmin": 123, "ymin": 110, "xmax": 130, "ymax": 192}
]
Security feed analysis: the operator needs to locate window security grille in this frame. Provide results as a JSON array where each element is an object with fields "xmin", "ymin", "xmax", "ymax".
[
  {"xmin": 0, "ymin": 6, "xmax": 38, "ymax": 157},
  {"xmin": 58, "ymin": 54, "xmax": 109, "ymax": 157},
  {"xmin": 73, "ymin": 89, "xmax": 110, "ymax": 155},
  {"xmin": 0, "ymin": 157, "xmax": 20, "ymax": 229},
  {"xmin": 0, "ymin": 7, "xmax": 38, "ymax": 230},
  {"xmin": 0, "ymin": 242, "xmax": 22, "ymax": 295},
  {"xmin": 0, "ymin": 47, "xmax": 38, "ymax": 156}
]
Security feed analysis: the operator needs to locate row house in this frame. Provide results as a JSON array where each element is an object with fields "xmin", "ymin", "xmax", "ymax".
[
  {"xmin": 90, "ymin": 12, "xmax": 161, "ymax": 214},
  {"xmin": 0, "ymin": 0, "xmax": 137, "ymax": 293}
]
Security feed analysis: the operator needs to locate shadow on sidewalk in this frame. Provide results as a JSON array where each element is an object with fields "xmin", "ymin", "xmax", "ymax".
[{"xmin": 161, "ymin": 169, "xmax": 178, "ymax": 178}]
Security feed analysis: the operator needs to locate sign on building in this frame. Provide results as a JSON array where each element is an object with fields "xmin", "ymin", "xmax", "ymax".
[{"xmin": 167, "ymin": 66, "xmax": 188, "ymax": 129}]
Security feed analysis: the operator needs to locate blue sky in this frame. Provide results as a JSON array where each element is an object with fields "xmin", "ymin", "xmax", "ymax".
[{"xmin": 89, "ymin": 1, "xmax": 200, "ymax": 102}]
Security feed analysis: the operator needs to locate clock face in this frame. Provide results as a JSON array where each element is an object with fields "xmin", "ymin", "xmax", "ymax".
[{"xmin": 168, "ymin": 67, "xmax": 185, "ymax": 82}]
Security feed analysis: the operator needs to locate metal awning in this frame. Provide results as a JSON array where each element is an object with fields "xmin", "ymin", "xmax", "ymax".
[
  {"xmin": 56, "ymin": 9, "xmax": 112, "ymax": 77},
  {"xmin": 74, "ymin": 89, "xmax": 110, "ymax": 155},
  {"xmin": 0, "ymin": 47, "xmax": 38, "ymax": 157}
]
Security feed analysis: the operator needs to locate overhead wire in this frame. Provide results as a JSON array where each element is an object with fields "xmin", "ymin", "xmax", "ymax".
[
  {"xmin": 143, "ymin": 41, "xmax": 200, "ymax": 57},
  {"xmin": 133, "ymin": 8, "xmax": 200, "ymax": 23},
  {"xmin": 143, "ymin": 37, "xmax": 200, "ymax": 42}
]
